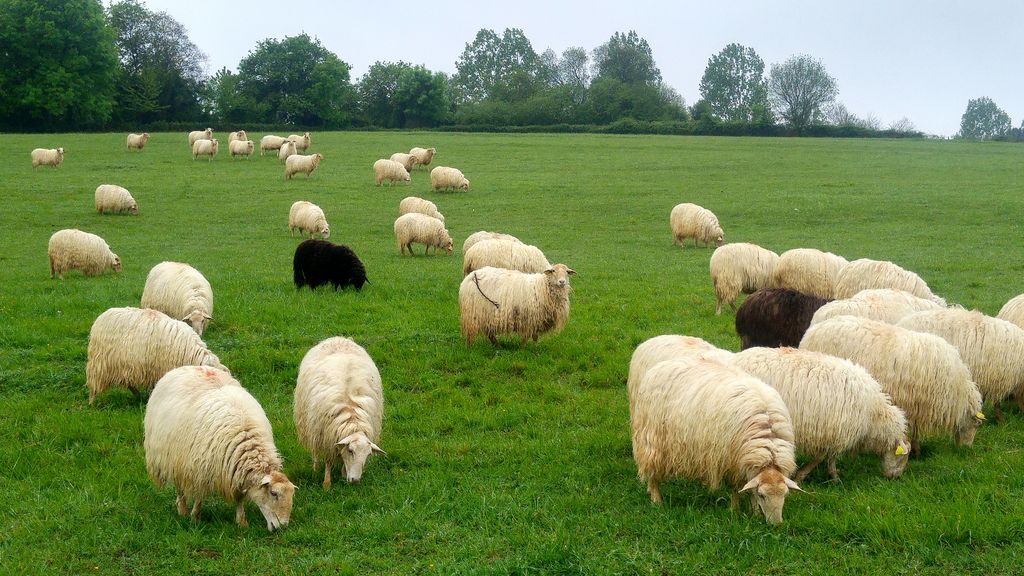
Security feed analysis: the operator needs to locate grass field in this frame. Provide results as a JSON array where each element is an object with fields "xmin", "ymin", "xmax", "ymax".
[{"xmin": 2, "ymin": 131, "xmax": 1023, "ymax": 575}]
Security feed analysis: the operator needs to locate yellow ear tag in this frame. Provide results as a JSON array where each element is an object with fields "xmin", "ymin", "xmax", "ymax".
[
  {"xmin": 895, "ymin": 445, "xmax": 906, "ymax": 456},
  {"xmin": 976, "ymin": 411, "xmax": 986, "ymax": 421}
]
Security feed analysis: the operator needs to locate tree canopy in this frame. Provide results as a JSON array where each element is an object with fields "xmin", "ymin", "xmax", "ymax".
[
  {"xmin": 768, "ymin": 55, "xmax": 838, "ymax": 132},
  {"xmin": 593, "ymin": 31, "xmax": 661, "ymax": 86},
  {"xmin": 454, "ymin": 28, "xmax": 542, "ymax": 103},
  {"xmin": 358, "ymin": 62, "xmax": 450, "ymax": 128},
  {"xmin": 699, "ymin": 43, "xmax": 768, "ymax": 123},
  {"xmin": 958, "ymin": 97, "xmax": 1011, "ymax": 140}
]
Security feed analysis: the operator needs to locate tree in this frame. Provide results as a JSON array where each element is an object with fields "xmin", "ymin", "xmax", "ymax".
[
  {"xmin": 888, "ymin": 117, "xmax": 916, "ymax": 133},
  {"xmin": 556, "ymin": 47, "xmax": 590, "ymax": 106},
  {"xmin": 958, "ymin": 97, "xmax": 1011, "ymax": 140},
  {"xmin": 767, "ymin": 54, "xmax": 838, "ymax": 131},
  {"xmin": 0, "ymin": 0, "xmax": 118, "ymax": 130},
  {"xmin": 454, "ymin": 28, "xmax": 541, "ymax": 103},
  {"xmin": 698, "ymin": 43, "xmax": 768, "ymax": 123},
  {"xmin": 358, "ymin": 62, "xmax": 451, "ymax": 128},
  {"xmin": 358, "ymin": 61, "xmax": 407, "ymax": 128},
  {"xmin": 592, "ymin": 31, "xmax": 661, "ymax": 86},
  {"xmin": 207, "ymin": 67, "xmax": 259, "ymax": 124}
]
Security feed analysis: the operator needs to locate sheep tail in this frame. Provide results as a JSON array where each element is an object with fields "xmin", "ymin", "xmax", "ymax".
[{"xmin": 473, "ymin": 273, "xmax": 500, "ymax": 310}]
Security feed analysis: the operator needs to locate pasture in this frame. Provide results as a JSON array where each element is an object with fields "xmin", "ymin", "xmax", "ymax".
[{"xmin": 1, "ymin": 131, "xmax": 1023, "ymax": 575}]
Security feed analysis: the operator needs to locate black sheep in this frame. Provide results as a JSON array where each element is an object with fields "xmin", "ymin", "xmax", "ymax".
[
  {"xmin": 293, "ymin": 239, "xmax": 367, "ymax": 291},
  {"xmin": 735, "ymin": 288, "xmax": 829, "ymax": 350}
]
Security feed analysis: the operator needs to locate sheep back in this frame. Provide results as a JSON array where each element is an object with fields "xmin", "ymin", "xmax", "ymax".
[
  {"xmin": 409, "ymin": 146, "xmax": 436, "ymax": 166},
  {"xmin": 288, "ymin": 201, "xmax": 330, "ymax": 239},
  {"xmin": 670, "ymin": 203, "xmax": 724, "ymax": 248},
  {"xmin": 140, "ymin": 262, "xmax": 214, "ymax": 335},
  {"xmin": 462, "ymin": 238, "xmax": 550, "ymax": 276},
  {"xmin": 95, "ymin": 184, "xmax": 139, "ymax": 215},
  {"xmin": 394, "ymin": 213, "xmax": 453, "ymax": 256},
  {"xmin": 462, "ymin": 231, "xmax": 521, "ymax": 254},
  {"xmin": 48, "ymin": 228, "xmax": 121, "ymax": 279},
  {"xmin": 771, "ymin": 248, "xmax": 848, "ymax": 299},
  {"xmin": 458, "ymin": 264, "xmax": 574, "ymax": 345},
  {"xmin": 627, "ymin": 334, "xmax": 733, "ymax": 416},
  {"xmin": 833, "ymin": 258, "xmax": 946, "ymax": 305},
  {"xmin": 709, "ymin": 243, "xmax": 780, "ymax": 315},
  {"xmin": 373, "ymin": 159, "xmax": 411, "ymax": 186},
  {"xmin": 810, "ymin": 288, "xmax": 944, "ymax": 327},
  {"xmin": 285, "ymin": 153, "xmax": 323, "ymax": 179},
  {"xmin": 390, "ymin": 152, "xmax": 419, "ymax": 172},
  {"xmin": 997, "ymin": 294, "xmax": 1024, "ymax": 330},
  {"xmin": 735, "ymin": 288, "xmax": 830, "ymax": 350},
  {"xmin": 293, "ymin": 239, "xmax": 367, "ymax": 291},
  {"xmin": 398, "ymin": 196, "xmax": 444, "ymax": 222},
  {"xmin": 31, "ymin": 147, "xmax": 64, "ymax": 167},
  {"xmin": 430, "ymin": 166, "xmax": 469, "ymax": 191}
]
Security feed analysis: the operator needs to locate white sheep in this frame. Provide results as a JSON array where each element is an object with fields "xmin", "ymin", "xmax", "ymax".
[
  {"xmin": 126, "ymin": 133, "xmax": 150, "ymax": 150},
  {"xmin": 631, "ymin": 358, "xmax": 801, "ymax": 524},
  {"xmin": 462, "ymin": 231, "xmax": 521, "ymax": 254},
  {"xmin": 409, "ymin": 146, "xmax": 436, "ymax": 168},
  {"xmin": 31, "ymin": 147, "xmax": 64, "ymax": 168},
  {"xmin": 771, "ymin": 248, "xmax": 848, "ymax": 299},
  {"xmin": 810, "ymin": 288, "xmax": 944, "ymax": 327},
  {"xmin": 800, "ymin": 315, "xmax": 984, "ymax": 455},
  {"xmin": 390, "ymin": 152, "xmax": 419, "ymax": 173},
  {"xmin": 187, "ymin": 128, "xmax": 213, "ymax": 147},
  {"xmin": 730, "ymin": 347, "xmax": 910, "ymax": 482},
  {"xmin": 709, "ymin": 242, "xmax": 780, "ymax": 315},
  {"xmin": 398, "ymin": 196, "xmax": 444, "ymax": 222},
  {"xmin": 278, "ymin": 140, "xmax": 297, "ymax": 163},
  {"xmin": 229, "ymin": 139, "xmax": 254, "ymax": 159},
  {"xmin": 394, "ymin": 212, "xmax": 453, "ymax": 256},
  {"xmin": 833, "ymin": 258, "xmax": 946, "ymax": 305},
  {"xmin": 430, "ymin": 166, "xmax": 469, "ymax": 192},
  {"xmin": 192, "ymin": 139, "xmax": 218, "ymax": 161},
  {"xmin": 462, "ymin": 238, "xmax": 551, "ymax": 277},
  {"xmin": 626, "ymin": 334, "xmax": 734, "ymax": 417},
  {"xmin": 86, "ymin": 307, "xmax": 226, "ymax": 404},
  {"xmin": 94, "ymin": 184, "xmax": 138, "ymax": 215},
  {"xmin": 285, "ymin": 153, "xmax": 323, "ymax": 179},
  {"xmin": 144, "ymin": 365, "xmax": 295, "ymax": 530},
  {"xmin": 294, "ymin": 337, "xmax": 385, "ymax": 488},
  {"xmin": 288, "ymin": 132, "xmax": 311, "ymax": 152},
  {"xmin": 459, "ymin": 263, "xmax": 575, "ymax": 346},
  {"xmin": 140, "ymin": 262, "xmax": 214, "ymax": 335},
  {"xmin": 288, "ymin": 201, "xmax": 330, "ymax": 239},
  {"xmin": 997, "ymin": 294, "xmax": 1024, "ymax": 329},
  {"xmin": 261, "ymin": 134, "xmax": 288, "ymax": 155},
  {"xmin": 670, "ymin": 203, "xmax": 723, "ymax": 249},
  {"xmin": 228, "ymin": 130, "xmax": 247, "ymax": 144},
  {"xmin": 48, "ymin": 228, "xmax": 121, "ymax": 279},
  {"xmin": 373, "ymin": 159, "xmax": 411, "ymax": 186}
]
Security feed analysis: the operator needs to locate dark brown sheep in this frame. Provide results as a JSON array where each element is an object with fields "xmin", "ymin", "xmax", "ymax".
[{"xmin": 735, "ymin": 288, "xmax": 830, "ymax": 350}]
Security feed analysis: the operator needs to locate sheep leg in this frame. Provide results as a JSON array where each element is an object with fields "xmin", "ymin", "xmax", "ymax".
[
  {"xmin": 793, "ymin": 455, "xmax": 824, "ymax": 483},
  {"xmin": 826, "ymin": 458, "xmax": 840, "ymax": 481},
  {"xmin": 129, "ymin": 387, "xmax": 141, "ymax": 401},
  {"xmin": 647, "ymin": 478, "xmax": 662, "ymax": 504},
  {"xmin": 190, "ymin": 500, "xmax": 202, "ymax": 522},
  {"xmin": 910, "ymin": 429, "xmax": 921, "ymax": 458},
  {"xmin": 487, "ymin": 334, "xmax": 497, "ymax": 345},
  {"xmin": 175, "ymin": 492, "xmax": 188, "ymax": 516},
  {"xmin": 994, "ymin": 402, "xmax": 1003, "ymax": 424},
  {"xmin": 520, "ymin": 334, "xmax": 529, "ymax": 347},
  {"xmin": 235, "ymin": 502, "xmax": 248, "ymax": 527},
  {"xmin": 323, "ymin": 464, "xmax": 332, "ymax": 490},
  {"xmin": 88, "ymin": 389, "xmax": 95, "ymax": 405},
  {"xmin": 729, "ymin": 491, "xmax": 740, "ymax": 511}
]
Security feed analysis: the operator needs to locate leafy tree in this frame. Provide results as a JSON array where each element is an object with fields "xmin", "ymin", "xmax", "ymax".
[
  {"xmin": 888, "ymin": 117, "xmax": 916, "ymax": 133},
  {"xmin": 207, "ymin": 67, "xmax": 259, "ymax": 124},
  {"xmin": 454, "ymin": 28, "xmax": 541, "ymax": 103},
  {"xmin": 0, "ymin": 0, "xmax": 118, "ymax": 130},
  {"xmin": 555, "ymin": 47, "xmax": 590, "ymax": 106},
  {"xmin": 358, "ymin": 61, "xmax": 407, "ymax": 127},
  {"xmin": 958, "ymin": 97, "xmax": 1011, "ymax": 140},
  {"xmin": 358, "ymin": 62, "xmax": 450, "ymax": 128},
  {"xmin": 592, "ymin": 31, "xmax": 661, "ymax": 86},
  {"xmin": 768, "ymin": 54, "xmax": 838, "ymax": 131},
  {"xmin": 698, "ymin": 43, "xmax": 768, "ymax": 123}
]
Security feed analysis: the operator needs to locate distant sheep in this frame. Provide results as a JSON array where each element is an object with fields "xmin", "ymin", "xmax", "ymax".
[
  {"xmin": 626, "ymin": 334, "xmax": 734, "ymax": 417},
  {"xmin": 288, "ymin": 132, "xmax": 311, "ymax": 152},
  {"xmin": 670, "ymin": 203, "xmax": 723, "ymax": 249},
  {"xmin": 463, "ymin": 231, "xmax": 521, "ymax": 254},
  {"xmin": 127, "ymin": 133, "xmax": 150, "ymax": 150},
  {"xmin": 394, "ymin": 212, "xmax": 453, "ymax": 256},
  {"xmin": 48, "ymin": 228, "xmax": 121, "ymax": 279},
  {"xmin": 771, "ymin": 248, "xmax": 848, "ymax": 299},
  {"xmin": 229, "ymin": 139, "xmax": 254, "ymax": 159},
  {"xmin": 810, "ymin": 288, "xmax": 944, "ymax": 327},
  {"xmin": 285, "ymin": 153, "xmax": 323, "ymax": 179},
  {"xmin": 735, "ymin": 288, "xmax": 829, "ymax": 350},
  {"xmin": 709, "ymin": 243, "xmax": 780, "ymax": 315},
  {"xmin": 94, "ymin": 184, "xmax": 138, "ymax": 215},
  {"xmin": 430, "ymin": 166, "xmax": 469, "ymax": 192},
  {"xmin": 390, "ymin": 152, "xmax": 419, "ymax": 172},
  {"xmin": 31, "ymin": 147, "xmax": 64, "ymax": 168},
  {"xmin": 833, "ymin": 258, "xmax": 946, "ymax": 305},
  {"xmin": 409, "ymin": 146, "xmax": 436, "ymax": 167},
  {"xmin": 399, "ymin": 196, "xmax": 444, "ymax": 222},
  {"xmin": 192, "ymin": 139, "xmax": 218, "ymax": 161},
  {"xmin": 187, "ymin": 128, "xmax": 212, "ymax": 147},
  {"xmin": 288, "ymin": 201, "xmax": 330, "ymax": 239},
  {"xmin": 140, "ymin": 262, "xmax": 214, "ymax": 335},
  {"xmin": 462, "ymin": 238, "xmax": 550, "ymax": 277},
  {"xmin": 261, "ymin": 134, "xmax": 288, "ymax": 155},
  {"xmin": 293, "ymin": 239, "xmax": 367, "ymax": 291},
  {"xmin": 997, "ymin": 294, "xmax": 1024, "ymax": 329},
  {"xmin": 144, "ymin": 365, "xmax": 294, "ymax": 530},
  {"xmin": 294, "ymin": 337, "xmax": 385, "ymax": 488},
  {"xmin": 228, "ymin": 130, "xmax": 247, "ymax": 144},
  {"xmin": 278, "ymin": 140, "xmax": 296, "ymax": 163},
  {"xmin": 458, "ymin": 263, "xmax": 575, "ymax": 346},
  {"xmin": 373, "ymin": 159, "xmax": 411, "ymax": 186}
]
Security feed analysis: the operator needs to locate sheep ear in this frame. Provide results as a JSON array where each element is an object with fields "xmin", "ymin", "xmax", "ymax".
[
  {"xmin": 783, "ymin": 477, "xmax": 806, "ymax": 493},
  {"xmin": 566, "ymin": 268, "xmax": 577, "ymax": 275},
  {"xmin": 370, "ymin": 442, "xmax": 386, "ymax": 456},
  {"xmin": 260, "ymin": 475, "xmax": 272, "ymax": 487},
  {"xmin": 203, "ymin": 313, "xmax": 213, "ymax": 321},
  {"xmin": 180, "ymin": 314, "xmax": 191, "ymax": 322},
  {"xmin": 543, "ymin": 268, "xmax": 555, "ymax": 275},
  {"xmin": 739, "ymin": 476, "xmax": 761, "ymax": 493},
  {"xmin": 336, "ymin": 434, "xmax": 360, "ymax": 447}
]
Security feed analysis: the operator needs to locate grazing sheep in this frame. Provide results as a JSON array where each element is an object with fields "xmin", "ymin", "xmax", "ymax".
[
  {"xmin": 293, "ymin": 239, "xmax": 367, "ymax": 291},
  {"xmin": 833, "ymin": 258, "xmax": 946, "ymax": 305},
  {"xmin": 626, "ymin": 334, "xmax": 734, "ymax": 417},
  {"xmin": 373, "ymin": 159, "xmax": 411, "ymax": 186},
  {"xmin": 730, "ymin": 347, "xmax": 910, "ymax": 482},
  {"xmin": 288, "ymin": 132, "xmax": 311, "ymax": 152},
  {"xmin": 462, "ymin": 238, "xmax": 550, "ymax": 276},
  {"xmin": 462, "ymin": 231, "xmax": 521, "ymax": 254},
  {"xmin": 229, "ymin": 139, "xmax": 254, "ymax": 159},
  {"xmin": 144, "ymin": 365, "xmax": 295, "ymax": 530},
  {"xmin": 398, "ymin": 196, "xmax": 444, "ymax": 222},
  {"xmin": 94, "ymin": 184, "xmax": 139, "ymax": 215},
  {"xmin": 278, "ymin": 140, "xmax": 297, "ymax": 163},
  {"xmin": 631, "ymin": 358, "xmax": 801, "ymax": 523},
  {"xmin": 458, "ymin": 263, "xmax": 575, "ymax": 346},
  {"xmin": 31, "ymin": 147, "xmax": 64, "ymax": 168},
  {"xmin": 771, "ymin": 248, "xmax": 848, "ymax": 299},
  {"xmin": 288, "ymin": 201, "xmax": 330, "ymax": 240},
  {"xmin": 997, "ymin": 294, "xmax": 1024, "ymax": 329},
  {"xmin": 192, "ymin": 139, "xmax": 218, "ymax": 161},
  {"xmin": 294, "ymin": 337, "xmax": 384, "ymax": 488},
  {"xmin": 394, "ymin": 212, "xmax": 453, "ymax": 256},
  {"xmin": 86, "ymin": 307, "xmax": 226, "ymax": 404},
  {"xmin": 709, "ymin": 243, "xmax": 780, "ymax": 315},
  {"xmin": 285, "ymin": 153, "xmax": 323, "ymax": 179},
  {"xmin": 187, "ymin": 128, "xmax": 213, "ymax": 147},
  {"xmin": 735, "ymin": 288, "xmax": 830, "ymax": 350},
  {"xmin": 800, "ymin": 315, "xmax": 983, "ymax": 455},
  {"xmin": 390, "ymin": 152, "xmax": 419, "ymax": 172},
  {"xmin": 261, "ymin": 134, "xmax": 288, "ymax": 155},
  {"xmin": 48, "ymin": 229, "xmax": 121, "ymax": 279},
  {"xmin": 127, "ymin": 133, "xmax": 150, "ymax": 150},
  {"xmin": 228, "ymin": 130, "xmax": 247, "ymax": 144},
  {"xmin": 810, "ymin": 288, "xmax": 944, "ymax": 327},
  {"xmin": 670, "ymin": 203, "xmax": 723, "ymax": 249},
  {"xmin": 430, "ymin": 166, "xmax": 469, "ymax": 192},
  {"xmin": 140, "ymin": 262, "xmax": 214, "ymax": 335},
  {"xmin": 409, "ymin": 146, "xmax": 436, "ymax": 167}
]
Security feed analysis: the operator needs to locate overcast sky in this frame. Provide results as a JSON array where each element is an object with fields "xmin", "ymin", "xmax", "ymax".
[{"xmin": 137, "ymin": 0, "xmax": 1022, "ymax": 136}]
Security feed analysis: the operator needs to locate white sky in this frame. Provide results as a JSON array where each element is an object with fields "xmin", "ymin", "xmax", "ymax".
[{"xmin": 136, "ymin": 0, "xmax": 1022, "ymax": 137}]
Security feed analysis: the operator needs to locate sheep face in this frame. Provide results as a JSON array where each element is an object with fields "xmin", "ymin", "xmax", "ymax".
[
  {"xmin": 320, "ymin": 223, "xmax": 330, "ymax": 239},
  {"xmin": 739, "ymin": 467, "xmax": 802, "ymax": 525},
  {"xmin": 544, "ymin": 264, "xmax": 576, "ymax": 289},
  {"xmin": 880, "ymin": 439, "xmax": 911, "ymax": 479},
  {"xmin": 129, "ymin": 201, "xmax": 139, "ymax": 215},
  {"xmin": 246, "ymin": 471, "xmax": 295, "ymax": 531},
  {"xmin": 111, "ymin": 254, "xmax": 122, "ymax": 272},
  {"xmin": 460, "ymin": 178, "xmax": 470, "ymax": 191},
  {"xmin": 713, "ymin": 228, "xmax": 724, "ymax": 247},
  {"xmin": 182, "ymin": 310, "xmax": 212, "ymax": 335},
  {"xmin": 955, "ymin": 407, "xmax": 985, "ymax": 446},
  {"xmin": 337, "ymin": 432, "xmax": 385, "ymax": 484}
]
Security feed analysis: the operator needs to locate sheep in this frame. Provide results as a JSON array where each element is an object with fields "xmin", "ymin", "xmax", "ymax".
[
  {"xmin": 278, "ymin": 140, "xmax": 297, "ymax": 163},
  {"xmin": 228, "ymin": 130, "xmax": 247, "ymax": 144},
  {"xmin": 630, "ymin": 358, "xmax": 801, "ymax": 524},
  {"xmin": 144, "ymin": 365, "xmax": 295, "ymax": 530},
  {"xmin": 285, "ymin": 153, "xmax": 323, "ymax": 179},
  {"xmin": 390, "ymin": 152, "xmax": 419, "ymax": 173},
  {"xmin": 293, "ymin": 239, "xmax": 367, "ymax": 291},
  {"xmin": 48, "ymin": 228, "xmax": 121, "ymax": 279},
  {"xmin": 800, "ymin": 315, "xmax": 984, "ymax": 456},
  {"xmin": 810, "ymin": 288, "xmax": 944, "ymax": 327},
  {"xmin": 462, "ymin": 238, "xmax": 550, "ymax": 276},
  {"xmin": 229, "ymin": 139, "xmax": 254, "ymax": 159},
  {"xmin": 997, "ymin": 294, "xmax": 1024, "ymax": 329},
  {"xmin": 430, "ymin": 166, "xmax": 469, "ymax": 192},
  {"xmin": 94, "ymin": 184, "xmax": 139, "ymax": 215},
  {"xmin": 462, "ymin": 231, "xmax": 521, "ymax": 254},
  {"xmin": 771, "ymin": 248, "xmax": 848, "ymax": 299},
  {"xmin": 670, "ymin": 203, "xmax": 723, "ymax": 249},
  {"xmin": 730, "ymin": 347, "xmax": 910, "ymax": 482},
  {"xmin": 409, "ymin": 146, "xmax": 436, "ymax": 168},
  {"xmin": 394, "ymin": 212, "xmax": 453, "ymax": 256},
  {"xmin": 31, "ymin": 147, "xmax": 64, "ymax": 168},
  {"xmin": 260, "ymin": 134, "xmax": 288, "ymax": 155},
  {"xmin": 140, "ymin": 262, "xmax": 214, "ymax": 336},
  {"xmin": 187, "ymin": 128, "xmax": 213, "ymax": 147},
  {"xmin": 294, "ymin": 337, "xmax": 385, "ymax": 488},
  {"xmin": 458, "ymin": 263, "xmax": 575, "ymax": 346},
  {"xmin": 709, "ymin": 243, "xmax": 780, "ymax": 315},
  {"xmin": 398, "ymin": 196, "xmax": 444, "ymax": 222},
  {"xmin": 735, "ymin": 288, "xmax": 830, "ymax": 350},
  {"xmin": 833, "ymin": 258, "xmax": 946, "ymax": 305},
  {"xmin": 626, "ymin": 334, "xmax": 734, "ymax": 417},
  {"xmin": 86, "ymin": 307, "xmax": 226, "ymax": 404},
  {"xmin": 192, "ymin": 139, "xmax": 218, "ymax": 161},
  {"xmin": 288, "ymin": 201, "xmax": 330, "ymax": 240},
  {"xmin": 288, "ymin": 132, "xmax": 311, "ymax": 152},
  {"xmin": 127, "ymin": 133, "xmax": 150, "ymax": 150},
  {"xmin": 373, "ymin": 159, "xmax": 411, "ymax": 186}
]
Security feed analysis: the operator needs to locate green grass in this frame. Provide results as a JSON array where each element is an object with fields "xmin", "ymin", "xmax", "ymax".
[{"xmin": 2, "ymin": 132, "xmax": 1024, "ymax": 575}]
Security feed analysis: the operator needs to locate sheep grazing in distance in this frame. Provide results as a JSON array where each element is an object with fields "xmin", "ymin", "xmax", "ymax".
[
  {"xmin": 670, "ymin": 203, "xmax": 723, "ymax": 249},
  {"xmin": 735, "ymin": 288, "xmax": 830, "ymax": 350},
  {"xmin": 187, "ymin": 128, "xmax": 213, "ymax": 147},
  {"xmin": 833, "ymin": 258, "xmax": 946, "ymax": 305},
  {"xmin": 288, "ymin": 201, "xmax": 330, "ymax": 239},
  {"xmin": 261, "ymin": 134, "xmax": 289, "ymax": 155},
  {"xmin": 810, "ymin": 288, "xmax": 944, "ymax": 327},
  {"xmin": 394, "ymin": 212, "xmax": 453, "ymax": 256},
  {"xmin": 192, "ymin": 139, "xmax": 218, "ymax": 161},
  {"xmin": 288, "ymin": 132, "xmax": 311, "ymax": 152},
  {"xmin": 293, "ymin": 239, "xmax": 367, "ymax": 291},
  {"xmin": 997, "ymin": 294, "xmax": 1024, "ymax": 330},
  {"xmin": 31, "ymin": 147, "xmax": 64, "ymax": 168},
  {"xmin": 771, "ymin": 248, "xmax": 848, "ymax": 299},
  {"xmin": 462, "ymin": 238, "xmax": 550, "ymax": 277},
  {"xmin": 294, "ymin": 337, "xmax": 385, "ymax": 488},
  {"xmin": 229, "ymin": 139, "xmax": 254, "ymax": 159},
  {"xmin": 800, "ymin": 315, "xmax": 983, "ymax": 456},
  {"xmin": 127, "ymin": 133, "xmax": 150, "ymax": 150},
  {"xmin": 730, "ymin": 347, "xmax": 910, "ymax": 482},
  {"xmin": 94, "ymin": 184, "xmax": 139, "ymax": 215},
  {"xmin": 399, "ymin": 196, "xmax": 444, "ymax": 222},
  {"xmin": 709, "ymin": 243, "xmax": 780, "ymax": 315},
  {"xmin": 48, "ymin": 228, "xmax": 121, "ymax": 279},
  {"xmin": 430, "ymin": 166, "xmax": 469, "ymax": 192},
  {"xmin": 285, "ymin": 153, "xmax": 323, "ymax": 179},
  {"xmin": 627, "ymin": 334, "xmax": 734, "ymax": 417},
  {"xmin": 86, "ymin": 307, "xmax": 226, "ymax": 404},
  {"xmin": 278, "ymin": 140, "xmax": 297, "ymax": 163},
  {"xmin": 144, "ymin": 365, "xmax": 295, "ymax": 530},
  {"xmin": 458, "ymin": 263, "xmax": 575, "ymax": 346},
  {"xmin": 228, "ymin": 130, "xmax": 247, "ymax": 144},
  {"xmin": 140, "ymin": 262, "xmax": 214, "ymax": 335},
  {"xmin": 390, "ymin": 152, "xmax": 419, "ymax": 173},
  {"xmin": 409, "ymin": 146, "xmax": 436, "ymax": 168},
  {"xmin": 630, "ymin": 358, "xmax": 801, "ymax": 524},
  {"xmin": 373, "ymin": 159, "xmax": 411, "ymax": 186},
  {"xmin": 463, "ymin": 231, "xmax": 521, "ymax": 254}
]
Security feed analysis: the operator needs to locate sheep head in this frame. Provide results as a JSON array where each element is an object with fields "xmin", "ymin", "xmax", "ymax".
[
  {"xmin": 320, "ymin": 223, "xmax": 330, "ymax": 239},
  {"xmin": 129, "ymin": 201, "xmax": 139, "ymax": 215},
  {"xmin": 111, "ymin": 254, "xmax": 122, "ymax": 272},
  {"xmin": 337, "ymin": 432, "xmax": 385, "ymax": 484},
  {"xmin": 460, "ymin": 178, "xmax": 470, "ymax": 191},
  {"xmin": 880, "ymin": 439, "xmax": 911, "ymax": 478},
  {"xmin": 544, "ymin": 264, "xmax": 576, "ymax": 289},
  {"xmin": 182, "ymin": 310, "xmax": 212, "ymax": 335},
  {"xmin": 955, "ymin": 399, "xmax": 985, "ymax": 447},
  {"xmin": 739, "ymin": 466, "xmax": 803, "ymax": 525},
  {"xmin": 246, "ymin": 471, "xmax": 295, "ymax": 531}
]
